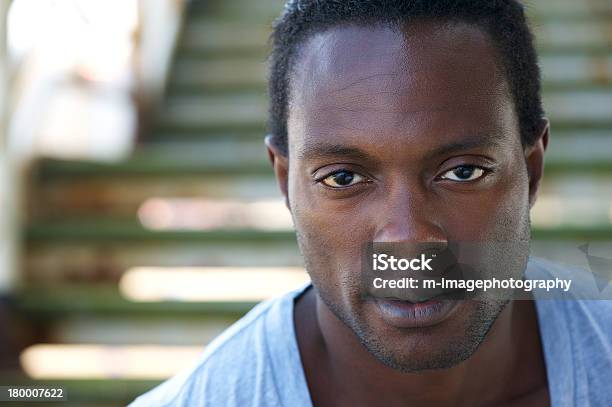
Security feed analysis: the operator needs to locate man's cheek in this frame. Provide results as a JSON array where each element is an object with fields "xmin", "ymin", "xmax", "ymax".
[
  {"xmin": 489, "ymin": 180, "xmax": 531, "ymax": 238},
  {"xmin": 445, "ymin": 182, "xmax": 529, "ymax": 240},
  {"xmin": 293, "ymin": 187, "xmax": 367, "ymax": 240},
  {"xmin": 293, "ymin": 198, "xmax": 367, "ymax": 287}
]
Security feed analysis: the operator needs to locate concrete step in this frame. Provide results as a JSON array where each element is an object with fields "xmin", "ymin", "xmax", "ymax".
[
  {"xmin": 525, "ymin": 0, "xmax": 612, "ymax": 16},
  {"xmin": 134, "ymin": 139, "xmax": 269, "ymax": 168},
  {"xmin": 178, "ymin": 20, "xmax": 270, "ymax": 55},
  {"xmin": 546, "ymin": 130, "xmax": 612, "ymax": 163},
  {"xmin": 159, "ymin": 92, "xmax": 267, "ymax": 130},
  {"xmin": 533, "ymin": 18, "xmax": 612, "ymax": 50},
  {"xmin": 32, "ymin": 155, "xmax": 271, "ymax": 181},
  {"xmin": 533, "ymin": 173, "xmax": 612, "ymax": 228},
  {"xmin": 44, "ymin": 315, "xmax": 234, "ymax": 346},
  {"xmin": 148, "ymin": 128, "xmax": 265, "ymax": 142},
  {"xmin": 168, "ymin": 57, "xmax": 267, "ymax": 92},
  {"xmin": 25, "ymin": 225, "xmax": 301, "ymax": 282},
  {"xmin": 15, "ymin": 284, "xmax": 257, "ymax": 318},
  {"xmin": 29, "ymin": 173, "xmax": 280, "ymax": 220},
  {"xmin": 185, "ymin": 0, "xmax": 284, "ymax": 23},
  {"xmin": 543, "ymin": 89, "xmax": 612, "ymax": 122}
]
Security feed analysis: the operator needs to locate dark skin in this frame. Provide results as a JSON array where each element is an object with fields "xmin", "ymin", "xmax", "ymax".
[{"xmin": 266, "ymin": 21, "xmax": 550, "ymax": 406}]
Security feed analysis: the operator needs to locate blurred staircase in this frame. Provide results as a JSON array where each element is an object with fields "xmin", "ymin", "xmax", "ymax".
[{"xmin": 4, "ymin": 0, "xmax": 612, "ymax": 405}]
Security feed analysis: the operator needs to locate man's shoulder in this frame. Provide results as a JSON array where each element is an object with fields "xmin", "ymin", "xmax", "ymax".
[
  {"xmin": 129, "ymin": 285, "xmax": 307, "ymax": 407},
  {"xmin": 529, "ymin": 256, "xmax": 612, "ymax": 326},
  {"xmin": 529, "ymin": 257, "xmax": 612, "ymax": 405}
]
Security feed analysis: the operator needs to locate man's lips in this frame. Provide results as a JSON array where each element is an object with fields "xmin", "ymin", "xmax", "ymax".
[{"xmin": 372, "ymin": 296, "xmax": 460, "ymax": 329}]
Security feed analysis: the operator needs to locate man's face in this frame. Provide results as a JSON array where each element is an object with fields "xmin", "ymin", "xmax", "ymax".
[{"xmin": 284, "ymin": 21, "xmax": 535, "ymax": 371}]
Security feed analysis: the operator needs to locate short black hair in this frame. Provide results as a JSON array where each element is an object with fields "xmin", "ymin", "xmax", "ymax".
[{"xmin": 268, "ymin": 0, "xmax": 544, "ymax": 154}]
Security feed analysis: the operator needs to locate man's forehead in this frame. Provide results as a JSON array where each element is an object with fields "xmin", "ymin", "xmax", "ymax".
[
  {"xmin": 290, "ymin": 20, "xmax": 505, "ymax": 100},
  {"xmin": 287, "ymin": 20, "xmax": 517, "ymax": 156}
]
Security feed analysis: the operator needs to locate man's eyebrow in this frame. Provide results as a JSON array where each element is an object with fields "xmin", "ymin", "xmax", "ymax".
[
  {"xmin": 296, "ymin": 134, "xmax": 507, "ymax": 161},
  {"xmin": 297, "ymin": 142, "xmax": 378, "ymax": 163},
  {"xmin": 423, "ymin": 135, "xmax": 506, "ymax": 161}
]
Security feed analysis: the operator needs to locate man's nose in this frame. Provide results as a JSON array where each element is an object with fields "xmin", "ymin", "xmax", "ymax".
[{"xmin": 373, "ymin": 188, "xmax": 447, "ymax": 244}]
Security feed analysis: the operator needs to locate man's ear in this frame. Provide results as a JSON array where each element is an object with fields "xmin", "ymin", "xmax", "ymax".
[
  {"xmin": 525, "ymin": 118, "xmax": 550, "ymax": 209},
  {"xmin": 265, "ymin": 135, "xmax": 291, "ymax": 211}
]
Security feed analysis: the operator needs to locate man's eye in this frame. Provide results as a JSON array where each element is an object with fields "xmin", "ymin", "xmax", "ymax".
[
  {"xmin": 320, "ymin": 170, "xmax": 367, "ymax": 188},
  {"xmin": 440, "ymin": 165, "xmax": 486, "ymax": 182}
]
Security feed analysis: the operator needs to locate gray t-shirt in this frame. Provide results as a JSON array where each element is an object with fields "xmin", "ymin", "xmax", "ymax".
[{"xmin": 130, "ymin": 258, "xmax": 612, "ymax": 406}]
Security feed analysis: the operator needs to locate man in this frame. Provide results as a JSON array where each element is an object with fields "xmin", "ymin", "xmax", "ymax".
[{"xmin": 132, "ymin": 0, "xmax": 612, "ymax": 405}]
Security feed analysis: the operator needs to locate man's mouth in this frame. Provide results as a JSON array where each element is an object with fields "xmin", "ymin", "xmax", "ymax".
[{"xmin": 373, "ymin": 294, "xmax": 461, "ymax": 329}]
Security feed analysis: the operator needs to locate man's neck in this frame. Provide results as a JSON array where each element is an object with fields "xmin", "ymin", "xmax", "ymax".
[{"xmin": 294, "ymin": 287, "xmax": 548, "ymax": 406}]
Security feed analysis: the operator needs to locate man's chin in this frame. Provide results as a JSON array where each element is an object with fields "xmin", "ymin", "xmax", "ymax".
[{"xmin": 351, "ymin": 299, "xmax": 506, "ymax": 373}]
